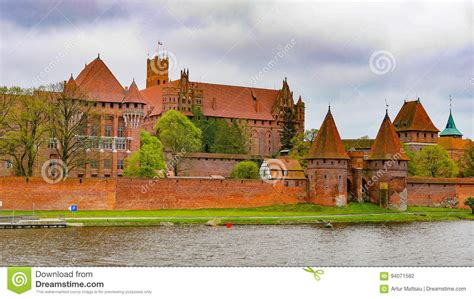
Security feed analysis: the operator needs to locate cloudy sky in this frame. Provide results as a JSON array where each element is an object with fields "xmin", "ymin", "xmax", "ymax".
[{"xmin": 0, "ymin": 0, "xmax": 472, "ymax": 139}]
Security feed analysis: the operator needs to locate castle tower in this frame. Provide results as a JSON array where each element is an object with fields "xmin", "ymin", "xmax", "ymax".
[
  {"xmin": 393, "ymin": 98, "xmax": 439, "ymax": 151},
  {"xmin": 306, "ymin": 107, "xmax": 350, "ymax": 206},
  {"xmin": 440, "ymin": 99, "xmax": 463, "ymax": 138},
  {"xmin": 146, "ymin": 55, "xmax": 169, "ymax": 88},
  {"xmin": 365, "ymin": 110, "xmax": 409, "ymax": 210},
  {"xmin": 295, "ymin": 96, "xmax": 305, "ymax": 133},
  {"xmin": 123, "ymin": 79, "xmax": 147, "ymax": 152}
]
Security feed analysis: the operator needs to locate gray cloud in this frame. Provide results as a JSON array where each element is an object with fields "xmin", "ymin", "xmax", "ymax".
[{"xmin": 0, "ymin": 0, "xmax": 472, "ymax": 138}]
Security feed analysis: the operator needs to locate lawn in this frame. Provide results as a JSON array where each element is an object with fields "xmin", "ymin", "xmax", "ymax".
[{"xmin": 0, "ymin": 203, "xmax": 471, "ymax": 226}]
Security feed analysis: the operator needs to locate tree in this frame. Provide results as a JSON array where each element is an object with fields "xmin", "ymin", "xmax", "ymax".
[
  {"xmin": 402, "ymin": 143, "xmax": 417, "ymax": 176},
  {"xmin": 464, "ymin": 197, "xmax": 474, "ymax": 214},
  {"xmin": 211, "ymin": 120, "xmax": 249, "ymax": 154},
  {"xmin": 280, "ymin": 107, "xmax": 296, "ymax": 150},
  {"xmin": 458, "ymin": 142, "xmax": 474, "ymax": 177},
  {"xmin": 289, "ymin": 128, "xmax": 318, "ymax": 167},
  {"xmin": 0, "ymin": 88, "xmax": 49, "ymax": 176},
  {"xmin": 43, "ymin": 82, "xmax": 95, "ymax": 175},
  {"xmin": 123, "ymin": 130, "xmax": 166, "ymax": 178},
  {"xmin": 0, "ymin": 87, "xmax": 21, "ymax": 143},
  {"xmin": 154, "ymin": 110, "xmax": 202, "ymax": 175},
  {"xmin": 413, "ymin": 145, "xmax": 458, "ymax": 177},
  {"xmin": 230, "ymin": 161, "xmax": 259, "ymax": 179},
  {"xmin": 191, "ymin": 106, "xmax": 218, "ymax": 152}
]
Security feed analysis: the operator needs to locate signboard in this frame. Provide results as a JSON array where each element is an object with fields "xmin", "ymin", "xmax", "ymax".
[
  {"xmin": 380, "ymin": 182, "xmax": 388, "ymax": 190},
  {"xmin": 69, "ymin": 205, "xmax": 78, "ymax": 212}
]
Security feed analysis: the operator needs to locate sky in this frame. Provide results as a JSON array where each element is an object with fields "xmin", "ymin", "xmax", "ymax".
[{"xmin": 0, "ymin": 0, "xmax": 472, "ymax": 139}]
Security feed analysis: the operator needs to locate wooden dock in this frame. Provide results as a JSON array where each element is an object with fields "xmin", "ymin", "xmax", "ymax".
[{"xmin": 0, "ymin": 216, "xmax": 67, "ymax": 229}]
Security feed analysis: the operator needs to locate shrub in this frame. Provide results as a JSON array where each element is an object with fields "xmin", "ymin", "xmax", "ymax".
[
  {"xmin": 464, "ymin": 197, "xmax": 474, "ymax": 214},
  {"xmin": 231, "ymin": 161, "xmax": 259, "ymax": 179}
]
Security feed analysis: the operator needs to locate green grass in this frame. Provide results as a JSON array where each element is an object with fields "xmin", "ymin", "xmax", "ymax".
[{"xmin": 1, "ymin": 203, "xmax": 471, "ymax": 226}]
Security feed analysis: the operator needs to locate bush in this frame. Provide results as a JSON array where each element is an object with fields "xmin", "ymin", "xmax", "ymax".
[
  {"xmin": 464, "ymin": 197, "xmax": 474, "ymax": 214},
  {"xmin": 231, "ymin": 161, "xmax": 259, "ymax": 179}
]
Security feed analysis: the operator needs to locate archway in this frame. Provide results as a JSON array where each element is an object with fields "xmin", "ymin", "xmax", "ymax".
[
  {"xmin": 362, "ymin": 178, "xmax": 369, "ymax": 202},
  {"xmin": 347, "ymin": 178, "xmax": 354, "ymax": 202}
]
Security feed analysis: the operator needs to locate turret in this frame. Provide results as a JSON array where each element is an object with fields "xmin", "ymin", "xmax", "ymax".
[{"xmin": 306, "ymin": 106, "xmax": 349, "ymax": 206}]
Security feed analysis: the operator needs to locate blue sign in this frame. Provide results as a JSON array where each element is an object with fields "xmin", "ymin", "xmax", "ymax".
[{"xmin": 69, "ymin": 205, "xmax": 78, "ymax": 212}]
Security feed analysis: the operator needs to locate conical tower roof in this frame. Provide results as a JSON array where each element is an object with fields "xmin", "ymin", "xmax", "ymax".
[
  {"xmin": 123, "ymin": 80, "xmax": 147, "ymax": 104},
  {"xmin": 307, "ymin": 107, "xmax": 349, "ymax": 159},
  {"xmin": 368, "ymin": 111, "xmax": 409, "ymax": 160},
  {"xmin": 440, "ymin": 110, "xmax": 462, "ymax": 137}
]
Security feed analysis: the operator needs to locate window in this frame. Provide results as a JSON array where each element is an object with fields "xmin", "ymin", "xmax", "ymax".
[
  {"xmin": 118, "ymin": 127, "xmax": 124, "ymax": 137},
  {"xmin": 102, "ymin": 138, "xmax": 112, "ymax": 150},
  {"xmin": 117, "ymin": 159, "xmax": 124, "ymax": 170},
  {"xmin": 48, "ymin": 138, "xmax": 57, "ymax": 149},
  {"xmin": 91, "ymin": 125, "xmax": 99, "ymax": 136},
  {"xmin": 6, "ymin": 160, "xmax": 13, "ymax": 169},
  {"xmin": 284, "ymin": 181, "xmax": 289, "ymax": 187},
  {"xmin": 116, "ymin": 138, "xmax": 126, "ymax": 150},
  {"xmin": 105, "ymin": 125, "xmax": 112, "ymax": 137},
  {"xmin": 104, "ymin": 159, "xmax": 111, "ymax": 169},
  {"xmin": 90, "ymin": 160, "xmax": 98, "ymax": 169}
]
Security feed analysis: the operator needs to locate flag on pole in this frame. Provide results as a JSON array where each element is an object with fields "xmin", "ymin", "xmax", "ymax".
[{"xmin": 158, "ymin": 41, "xmax": 163, "ymax": 46}]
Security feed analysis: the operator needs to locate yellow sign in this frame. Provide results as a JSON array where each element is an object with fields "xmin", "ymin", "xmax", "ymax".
[{"xmin": 380, "ymin": 182, "xmax": 388, "ymax": 189}]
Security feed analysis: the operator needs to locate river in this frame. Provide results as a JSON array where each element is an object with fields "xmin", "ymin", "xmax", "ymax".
[{"xmin": 1, "ymin": 221, "xmax": 472, "ymax": 266}]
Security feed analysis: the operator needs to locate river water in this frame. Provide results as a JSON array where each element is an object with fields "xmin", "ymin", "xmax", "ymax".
[{"xmin": 1, "ymin": 221, "xmax": 472, "ymax": 266}]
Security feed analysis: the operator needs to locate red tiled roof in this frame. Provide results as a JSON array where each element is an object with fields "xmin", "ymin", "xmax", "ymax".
[
  {"xmin": 368, "ymin": 112, "xmax": 409, "ymax": 160},
  {"xmin": 393, "ymin": 99, "xmax": 439, "ymax": 132},
  {"xmin": 140, "ymin": 81, "xmax": 279, "ymax": 120},
  {"xmin": 438, "ymin": 137, "xmax": 471, "ymax": 151},
  {"xmin": 307, "ymin": 108, "xmax": 349, "ymax": 159},
  {"xmin": 75, "ymin": 57, "xmax": 125, "ymax": 102},
  {"xmin": 123, "ymin": 80, "xmax": 147, "ymax": 104}
]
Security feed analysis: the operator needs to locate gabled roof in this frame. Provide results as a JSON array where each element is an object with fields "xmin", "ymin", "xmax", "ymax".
[
  {"xmin": 140, "ymin": 80, "xmax": 280, "ymax": 120},
  {"xmin": 368, "ymin": 112, "xmax": 409, "ymax": 160},
  {"xmin": 123, "ymin": 80, "xmax": 147, "ymax": 104},
  {"xmin": 307, "ymin": 108, "xmax": 349, "ymax": 159},
  {"xmin": 440, "ymin": 110, "xmax": 463, "ymax": 137},
  {"xmin": 75, "ymin": 56, "xmax": 125, "ymax": 102},
  {"xmin": 393, "ymin": 99, "xmax": 439, "ymax": 132}
]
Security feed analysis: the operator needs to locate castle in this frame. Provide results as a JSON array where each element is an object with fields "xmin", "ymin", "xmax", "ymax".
[{"xmin": 0, "ymin": 51, "xmax": 472, "ymax": 210}]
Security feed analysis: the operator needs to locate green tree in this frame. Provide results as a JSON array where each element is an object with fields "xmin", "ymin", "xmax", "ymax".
[
  {"xmin": 154, "ymin": 110, "xmax": 202, "ymax": 175},
  {"xmin": 0, "ymin": 88, "xmax": 49, "ymax": 177},
  {"xmin": 289, "ymin": 128, "xmax": 318, "ymax": 167},
  {"xmin": 458, "ymin": 142, "xmax": 473, "ymax": 177},
  {"xmin": 230, "ymin": 161, "xmax": 259, "ymax": 179},
  {"xmin": 464, "ymin": 197, "xmax": 474, "ymax": 214},
  {"xmin": 402, "ymin": 143, "xmax": 417, "ymax": 176},
  {"xmin": 280, "ymin": 107, "xmax": 296, "ymax": 150},
  {"xmin": 211, "ymin": 120, "xmax": 249, "ymax": 154},
  {"xmin": 123, "ymin": 130, "xmax": 166, "ymax": 178},
  {"xmin": 44, "ymin": 82, "xmax": 94, "ymax": 176},
  {"xmin": 191, "ymin": 106, "xmax": 218, "ymax": 152},
  {"xmin": 414, "ymin": 145, "xmax": 458, "ymax": 177}
]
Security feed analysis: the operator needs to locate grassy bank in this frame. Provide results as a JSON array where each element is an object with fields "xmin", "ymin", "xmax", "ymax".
[{"xmin": 0, "ymin": 203, "xmax": 472, "ymax": 226}]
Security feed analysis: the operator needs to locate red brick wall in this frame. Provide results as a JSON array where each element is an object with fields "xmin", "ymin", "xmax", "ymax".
[
  {"xmin": 407, "ymin": 178, "xmax": 474, "ymax": 209},
  {"xmin": 115, "ymin": 178, "xmax": 306, "ymax": 210},
  {"xmin": 0, "ymin": 177, "xmax": 306, "ymax": 210},
  {"xmin": 0, "ymin": 177, "xmax": 116, "ymax": 210}
]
